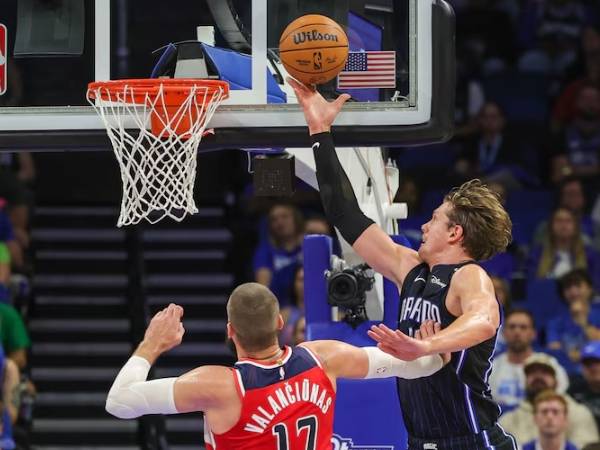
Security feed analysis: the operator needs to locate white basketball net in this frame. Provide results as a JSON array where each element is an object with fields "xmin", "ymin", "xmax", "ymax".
[{"xmin": 87, "ymin": 81, "xmax": 227, "ymax": 227}]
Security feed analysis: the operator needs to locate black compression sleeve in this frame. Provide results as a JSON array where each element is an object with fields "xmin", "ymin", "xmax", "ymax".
[{"xmin": 311, "ymin": 132, "xmax": 374, "ymax": 245}]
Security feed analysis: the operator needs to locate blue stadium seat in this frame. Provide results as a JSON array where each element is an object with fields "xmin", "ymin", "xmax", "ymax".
[
  {"xmin": 481, "ymin": 252, "xmax": 515, "ymax": 281},
  {"xmin": 394, "ymin": 142, "xmax": 457, "ymax": 169},
  {"xmin": 482, "ymin": 72, "xmax": 551, "ymax": 123},
  {"xmin": 420, "ymin": 189, "xmax": 447, "ymax": 214},
  {"xmin": 524, "ymin": 279, "xmax": 567, "ymax": 330},
  {"xmin": 506, "ymin": 190, "xmax": 553, "ymax": 213},
  {"xmin": 510, "ymin": 209, "xmax": 549, "ymax": 245},
  {"xmin": 506, "ymin": 190, "xmax": 553, "ymax": 244}
]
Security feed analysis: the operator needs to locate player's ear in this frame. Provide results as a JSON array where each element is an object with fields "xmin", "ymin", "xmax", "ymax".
[
  {"xmin": 226, "ymin": 322, "xmax": 235, "ymax": 339},
  {"xmin": 448, "ymin": 224, "xmax": 463, "ymax": 244},
  {"xmin": 276, "ymin": 314, "xmax": 284, "ymax": 331}
]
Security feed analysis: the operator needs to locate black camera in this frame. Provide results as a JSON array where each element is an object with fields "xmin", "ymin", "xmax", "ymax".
[{"xmin": 325, "ymin": 256, "xmax": 375, "ymax": 327}]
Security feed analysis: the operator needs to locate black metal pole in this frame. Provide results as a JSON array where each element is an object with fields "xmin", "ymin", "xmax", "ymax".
[{"xmin": 125, "ymin": 225, "xmax": 168, "ymax": 450}]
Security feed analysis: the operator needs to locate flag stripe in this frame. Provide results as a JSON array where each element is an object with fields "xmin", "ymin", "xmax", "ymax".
[{"xmin": 337, "ymin": 50, "xmax": 396, "ymax": 89}]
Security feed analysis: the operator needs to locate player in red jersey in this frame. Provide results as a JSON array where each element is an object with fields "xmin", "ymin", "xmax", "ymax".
[{"xmin": 106, "ymin": 283, "xmax": 447, "ymax": 449}]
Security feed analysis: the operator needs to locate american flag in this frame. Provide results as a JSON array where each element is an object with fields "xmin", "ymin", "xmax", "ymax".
[{"xmin": 337, "ymin": 51, "xmax": 396, "ymax": 89}]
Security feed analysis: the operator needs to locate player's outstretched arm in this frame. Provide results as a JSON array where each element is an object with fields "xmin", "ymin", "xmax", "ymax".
[
  {"xmin": 369, "ymin": 265, "xmax": 499, "ymax": 359},
  {"xmin": 106, "ymin": 304, "xmax": 234, "ymax": 419},
  {"xmin": 301, "ymin": 321, "xmax": 448, "ymax": 381},
  {"xmin": 287, "ymin": 77, "xmax": 421, "ymax": 286}
]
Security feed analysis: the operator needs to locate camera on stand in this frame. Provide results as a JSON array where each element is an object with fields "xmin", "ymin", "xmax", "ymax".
[{"xmin": 325, "ymin": 256, "xmax": 375, "ymax": 328}]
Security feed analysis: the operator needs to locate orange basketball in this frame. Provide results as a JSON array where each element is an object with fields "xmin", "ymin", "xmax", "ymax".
[{"xmin": 279, "ymin": 15, "xmax": 349, "ymax": 85}]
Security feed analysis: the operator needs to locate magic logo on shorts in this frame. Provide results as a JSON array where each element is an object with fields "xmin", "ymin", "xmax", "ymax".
[
  {"xmin": 0, "ymin": 23, "xmax": 6, "ymax": 96},
  {"xmin": 331, "ymin": 434, "xmax": 393, "ymax": 450}
]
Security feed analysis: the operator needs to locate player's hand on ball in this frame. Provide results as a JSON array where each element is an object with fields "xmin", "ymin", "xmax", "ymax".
[
  {"xmin": 367, "ymin": 323, "xmax": 432, "ymax": 361},
  {"xmin": 415, "ymin": 320, "xmax": 451, "ymax": 366},
  {"xmin": 286, "ymin": 76, "xmax": 350, "ymax": 135},
  {"xmin": 143, "ymin": 303, "xmax": 186, "ymax": 354}
]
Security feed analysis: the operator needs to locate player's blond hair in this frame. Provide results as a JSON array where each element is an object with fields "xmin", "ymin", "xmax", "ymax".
[
  {"xmin": 227, "ymin": 283, "xmax": 280, "ymax": 352},
  {"xmin": 444, "ymin": 179, "xmax": 512, "ymax": 261}
]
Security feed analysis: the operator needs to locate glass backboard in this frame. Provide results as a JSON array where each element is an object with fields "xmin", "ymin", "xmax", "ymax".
[{"xmin": 0, "ymin": 0, "xmax": 455, "ymax": 150}]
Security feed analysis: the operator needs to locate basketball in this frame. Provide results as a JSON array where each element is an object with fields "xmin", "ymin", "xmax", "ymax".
[{"xmin": 279, "ymin": 15, "xmax": 349, "ymax": 85}]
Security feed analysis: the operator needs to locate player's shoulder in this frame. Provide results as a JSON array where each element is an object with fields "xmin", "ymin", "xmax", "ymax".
[
  {"xmin": 297, "ymin": 341, "xmax": 342, "ymax": 370},
  {"xmin": 452, "ymin": 262, "xmax": 490, "ymax": 281},
  {"xmin": 297, "ymin": 341, "xmax": 327, "ymax": 361},
  {"xmin": 178, "ymin": 365, "xmax": 236, "ymax": 386},
  {"xmin": 450, "ymin": 263, "xmax": 495, "ymax": 297}
]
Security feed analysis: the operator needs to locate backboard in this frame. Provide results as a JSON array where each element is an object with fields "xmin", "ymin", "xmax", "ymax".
[{"xmin": 0, "ymin": 0, "xmax": 455, "ymax": 151}]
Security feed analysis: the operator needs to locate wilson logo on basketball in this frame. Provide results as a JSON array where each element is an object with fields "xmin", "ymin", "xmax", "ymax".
[{"xmin": 293, "ymin": 30, "xmax": 339, "ymax": 45}]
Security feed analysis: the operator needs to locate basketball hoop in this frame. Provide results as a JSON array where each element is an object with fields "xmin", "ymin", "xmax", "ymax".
[{"xmin": 87, "ymin": 78, "xmax": 229, "ymax": 227}]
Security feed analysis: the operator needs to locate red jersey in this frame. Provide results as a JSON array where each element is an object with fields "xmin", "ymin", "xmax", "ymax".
[{"xmin": 204, "ymin": 345, "xmax": 335, "ymax": 450}]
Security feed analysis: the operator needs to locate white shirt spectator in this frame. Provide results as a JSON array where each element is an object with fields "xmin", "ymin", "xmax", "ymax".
[{"xmin": 490, "ymin": 351, "xmax": 569, "ymax": 413}]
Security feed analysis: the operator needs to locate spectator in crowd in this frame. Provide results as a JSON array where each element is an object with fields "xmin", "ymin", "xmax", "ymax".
[
  {"xmin": 546, "ymin": 269, "xmax": 600, "ymax": 363},
  {"xmin": 593, "ymin": 192, "xmax": 600, "ymax": 251},
  {"xmin": 0, "ymin": 201, "xmax": 24, "ymax": 275},
  {"xmin": 518, "ymin": 0, "xmax": 588, "ymax": 76},
  {"xmin": 490, "ymin": 309, "xmax": 569, "ymax": 412},
  {"xmin": 304, "ymin": 214, "xmax": 342, "ymax": 256},
  {"xmin": 0, "ymin": 340, "xmax": 21, "ymax": 430},
  {"xmin": 549, "ymin": 84, "xmax": 600, "ymax": 184},
  {"xmin": 280, "ymin": 266, "xmax": 305, "ymax": 346},
  {"xmin": 0, "ymin": 345, "xmax": 18, "ymax": 450},
  {"xmin": 535, "ymin": 177, "xmax": 594, "ymax": 245},
  {"xmin": 569, "ymin": 341, "xmax": 600, "ymax": 430},
  {"xmin": 394, "ymin": 176, "xmax": 422, "ymax": 215},
  {"xmin": 552, "ymin": 26, "xmax": 600, "ymax": 130},
  {"xmin": 547, "ymin": 293, "xmax": 600, "ymax": 363},
  {"xmin": 455, "ymin": 0, "xmax": 518, "ymax": 74},
  {"xmin": 293, "ymin": 316, "xmax": 306, "ymax": 345},
  {"xmin": 0, "ymin": 153, "xmax": 35, "ymax": 253},
  {"xmin": 453, "ymin": 102, "xmax": 521, "ymax": 186},
  {"xmin": 253, "ymin": 202, "xmax": 304, "ymax": 307},
  {"xmin": 304, "ymin": 215, "xmax": 333, "ymax": 236},
  {"xmin": 492, "ymin": 275, "xmax": 511, "ymax": 309},
  {"xmin": 0, "ymin": 303, "xmax": 31, "ymax": 371},
  {"xmin": 522, "ymin": 391, "xmax": 578, "ymax": 450},
  {"xmin": 491, "ymin": 275, "xmax": 512, "ymax": 355},
  {"xmin": 558, "ymin": 268, "xmax": 600, "ymax": 307},
  {"xmin": 453, "ymin": 59, "xmax": 486, "ymax": 137},
  {"xmin": 528, "ymin": 207, "xmax": 600, "ymax": 288},
  {"xmin": 500, "ymin": 353, "xmax": 599, "ymax": 448},
  {"xmin": 0, "ymin": 240, "xmax": 10, "ymax": 305}
]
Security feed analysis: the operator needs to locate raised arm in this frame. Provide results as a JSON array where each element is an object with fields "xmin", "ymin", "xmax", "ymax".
[
  {"xmin": 301, "ymin": 321, "xmax": 448, "ymax": 382},
  {"xmin": 368, "ymin": 265, "xmax": 499, "ymax": 359},
  {"xmin": 105, "ymin": 304, "xmax": 234, "ymax": 419},
  {"xmin": 288, "ymin": 77, "xmax": 421, "ymax": 286}
]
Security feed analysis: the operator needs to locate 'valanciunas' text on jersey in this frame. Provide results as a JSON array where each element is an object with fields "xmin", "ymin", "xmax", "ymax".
[
  {"xmin": 204, "ymin": 346, "xmax": 335, "ymax": 450},
  {"xmin": 397, "ymin": 262, "xmax": 501, "ymax": 439}
]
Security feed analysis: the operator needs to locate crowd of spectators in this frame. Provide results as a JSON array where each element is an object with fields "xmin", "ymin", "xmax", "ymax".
[
  {"xmin": 0, "ymin": 84, "xmax": 36, "ymax": 450},
  {"xmin": 0, "ymin": 153, "xmax": 35, "ymax": 450}
]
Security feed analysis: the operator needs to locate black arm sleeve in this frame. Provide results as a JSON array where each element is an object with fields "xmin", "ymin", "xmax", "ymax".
[{"xmin": 311, "ymin": 132, "xmax": 375, "ymax": 245}]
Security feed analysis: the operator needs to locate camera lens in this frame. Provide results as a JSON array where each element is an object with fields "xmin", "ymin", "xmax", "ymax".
[{"xmin": 328, "ymin": 272, "xmax": 358, "ymax": 305}]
